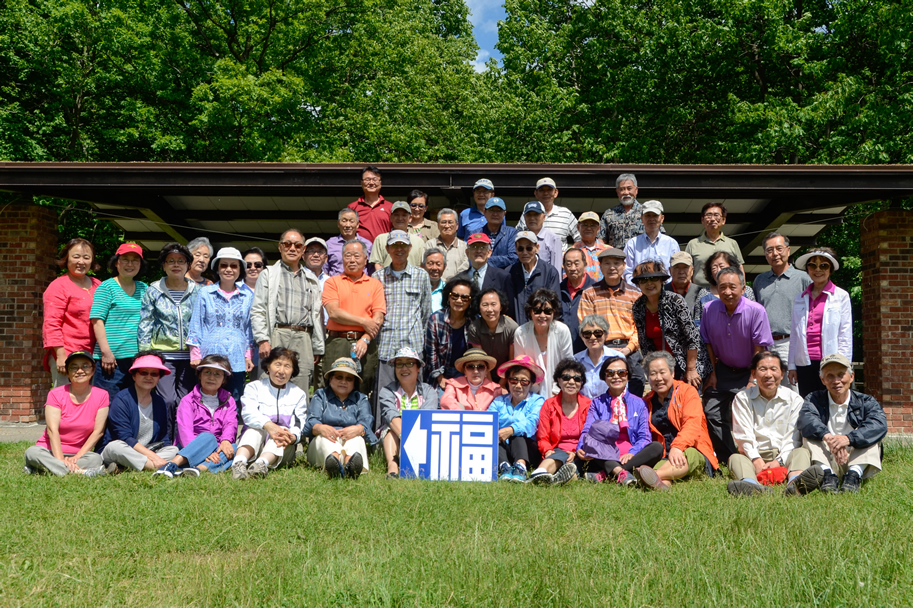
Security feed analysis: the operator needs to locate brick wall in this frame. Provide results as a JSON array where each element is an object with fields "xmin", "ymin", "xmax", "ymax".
[
  {"xmin": 0, "ymin": 203, "xmax": 58, "ymax": 422},
  {"xmin": 860, "ymin": 209, "xmax": 913, "ymax": 434}
]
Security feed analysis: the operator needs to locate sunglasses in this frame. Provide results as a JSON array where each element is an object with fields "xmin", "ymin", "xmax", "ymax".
[
  {"xmin": 464, "ymin": 363, "xmax": 487, "ymax": 371},
  {"xmin": 135, "ymin": 370, "xmax": 161, "ymax": 378},
  {"xmin": 532, "ymin": 307, "xmax": 554, "ymax": 316},
  {"xmin": 246, "ymin": 261, "xmax": 264, "ymax": 269},
  {"xmin": 449, "ymin": 293, "xmax": 472, "ymax": 302},
  {"xmin": 394, "ymin": 361, "xmax": 417, "ymax": 369},
  {"xmin": 508, "ymin": 377, "xmax": 531, "ymax": 387},
  {"xmin": 604, "ymin": 369, "xmax": 628, "ymax": 379},
  {"xmin": 560, "ymin": 374, "xmax": 583, "ymax": 383},
  {"xmin": 806, "ymin": 262, "xmax": 830, "ymax": 271},
  {"xmin": 279, "ymin": 241, "xmax": 304, "ymax": 250},
  {"xmin": 582, "ymin": 330, "xmax": 604, "ymax": 339},
  {"xmin": 516, "ymin": 246, "xmax": 536, "ymax": 253},
  {"xmin": 409, "ymin": 203, "xmax": 426, "ymax": 209}
]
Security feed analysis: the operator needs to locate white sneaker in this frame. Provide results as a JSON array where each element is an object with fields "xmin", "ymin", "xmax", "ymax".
[
  {"xmin": 82, "ymin": 465, "xmax": 108, "ymax": 478},
  {"xmin": 181, "ymin": 467, "xmax": 201, "ymax": 477},
  {"xmin": 231, "ymin": 460, "xmax": 249, "ymax": 480}
]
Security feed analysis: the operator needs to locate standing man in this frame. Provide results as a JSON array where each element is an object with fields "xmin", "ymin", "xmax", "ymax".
[
  {"xmin": 598, "ymin": 173, "xmax": 653, "ymax": 248},
  {"xmin": 577, "ymin": 248, "xmax": 645, "ymax": 396},
  {"xmin": 664, "ymin": 251, "xmax": 701, "ymax": 312},
  {"xmin": 406, "ymin": 190, "xmax": 439, "ymax": 242},
  {"xmin": 560, "ymin": 248, "xmax": 595, "ymax": 353},
  {"xmin": 573, "ymin": 211, "xmax": 607, "ymax": 282},
  {"xmin": 622, "ymin": 200, "xmax": 680, "ymax": 286},
  {"xmin": 325, "ymin": 208, "xmax": 372, "ymax": 277},
  {"xmin": 455, "ymin": 234, "xmax": 515, "ymax": 319},
  {"xmin": 250, "ymin": 229, "xmax": 325, "ymax": 392},
  {"xmin": 685, "ymin": 202, "xmax": 744, "ymax": 288},
  {"xmin": 459, "ymin": 178, "xmax": 503, "ymax": 239},
  {"xmin": 423, "ymin": 248, "xmax": 447, "ymax": 313},
  {"xmin": 699, "ymin": 267, "xmax": 774, "ymax": 464},
  {"xmin": 481, "ymin": 197, "xmax": 518, "ymax": 269},
  {"xmin": 375, "ymin": 231, "xmax": 432, "ymax": 420},
  {"xmin": 753, "ymin": 232, "xmax": 811, "ymax": 390},
  {"xmin": 369, "ymin": 201, "xmax": 425, "ymax": 271},
  {"xmin": 322, "ymin": 240, "xmax": 386, "ymax": 397},
  {"xmin": 517, "ymin": 201, "xmax": 562, "ymax": 273},
  {"xmin": 423, "ymin": 208, "xmax": 468, "ymax": 283},
  {"xmin": 517, "ymin": 177, "xmax": 580, "ymax": 249},
  {"xmin": 347, "ymin": 165, "xmax": 391, "ymax": 243},
  {"xmin": 304, "ymin": 237, "xmax": 329, "ymax": 387},
  {"xmin": 508, "ymin": 232, "xmax": 560, "ymax": 325}
]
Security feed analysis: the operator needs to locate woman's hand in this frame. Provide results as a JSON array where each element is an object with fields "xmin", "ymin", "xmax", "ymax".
[
  {"xmin": 100, "ymin": 350, "xmax": 116, "ymax": 374},
  {"xmin": 218, "ymin": 440, "xmax": 234, "ymax": 460},
  {"xmin": 619, "ymin": 453, "xmax": 634, "ymax": 465},
  {"xmin": 685, "ymin": 369, "xmax": 701, "ymax": 389},
  {"xmin": 205, "ymin": 450, "xmax": 222, "ymax": 464},
  {"xmin": 245, "ymin": 358, "xmax": 254, "ymax": 373},
  {"xmin": 788, "ymin": 370, "xmax": 798, "ymax": 386},
  {"xmin": 63, "ymin": 455, "xmax": 81, "ymax": 472},
  {"xmin": 148, "ymin": 454, "xmax": 169, "ymax": 470},
  {"xmin": 190, "ymin": 359, "xmax": 202, "ymax": 368},
  {"xmin": 317, "ymin": 424, "xmax": 340, "ymax": 443},
  {"xmin": 55, "ymin": 350, "xmax": 68, "ymax": 376},
  {"xmin": 498, "ymin": 427, "xmax": 514, "ymax": 441},
  {"xmin": 543, "ymin": 449, "xmax": 555, "ymax": 459},
  {"xmin": 338, "ymin": 425, "xmax": 363, "ymax": 440},
  {"xmin": 438, "ymin": 376, "xmax": 447, "ymax": 390},
  {"xmin": 266, "ymin": 424, "xmax": 295, "ymax": 448},
  {"xmin": 668, "ymin": 447, "xmax": 687, "ymax": 469},
  {"xmin": 575, "ymin": 448, "xmax": 592, "ymax": 461}
]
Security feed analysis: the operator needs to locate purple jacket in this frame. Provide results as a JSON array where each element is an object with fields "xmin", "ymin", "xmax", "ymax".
[
  {"xmin": 174, "ymin": 385, "xmax": 238, "ymax": 448},
  {"xmin": 578, "ymin": 390, "xmax": 651, "ymax": 455}
]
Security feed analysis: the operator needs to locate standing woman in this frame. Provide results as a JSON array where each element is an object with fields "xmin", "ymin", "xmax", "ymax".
[
  {"xmin": 138, "ymin": 242, "xmax": 199, "ymax": 437},
  {"xmin": 43, "ymin": 238, "xmax": 102, "ymax": 387},
  {"xmin": 466, "ymin": 288, "xmax": 518, "ymax": 381},
  {"xmin": 185, "ymin": 237, "xmax": 214, "ymax": 286},
  {"xmin": 241, "ymin": 247, "xmax": 268, "ymax": 295},
  {"xmin": 513, "ymin": 289, "xmax": 573, "ymax": 397},
  {"xmin": 187, "ymin": 247, "xmax": 255, "ymax": 405},
  {"xmin": 425, "ymin": 278, "xmax": 477, "ymax": 390},
  {"xmin": 631, "ymin": 261, "xmax": 704, "ymax": 388},
  {"xmin": 90, "ymin": 243, "xmax": 149, "ymax": 400},
  {"xmin": 788, "ymin": 247, "xmax": 852, "ymax": 396}
]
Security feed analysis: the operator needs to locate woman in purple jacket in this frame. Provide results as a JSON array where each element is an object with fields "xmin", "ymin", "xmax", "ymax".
[{"xmin": 153, "ymin": 354, "xmax": 238, "ymax": 478}]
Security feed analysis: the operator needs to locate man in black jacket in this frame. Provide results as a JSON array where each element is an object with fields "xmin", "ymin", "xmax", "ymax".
[
  {"xmin": 788, "ymin": 353, "xmax": 886, "ymax": 495},
  {"xmin": 508, "ymin": 231, "xmax": 560, "ymax": 325},
  {"xmin": 455, "ymin": 233, "xmax": 516, "ymax": 321}
]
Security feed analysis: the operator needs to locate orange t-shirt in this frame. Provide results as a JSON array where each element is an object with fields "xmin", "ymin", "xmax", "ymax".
[{"xmin": 322, "ymin": 273, "xmax": 387, "ymax": 332}]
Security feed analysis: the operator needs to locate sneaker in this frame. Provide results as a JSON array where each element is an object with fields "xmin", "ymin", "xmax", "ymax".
[
  {"xmin": 634, "ymin": 465, "xmax": 669, "ymax": 492},
  {"xmin": 507, "ymin": 464, "xmax": 528, "ymax": 483},
  {"xmin": 23, "ymin": 465, "xmax": 34, "ymax": 475},
  {"xmin": 105, "ymin": 462, "xmax": 122, "ymax": 476},
  {"xmin": 231, "ymin": 460, "xmax": 249, "ymax": 480},
  {"xmin": 325, "ymin": 455, "xmax": 343, "ymax": 479},
  {"xmin": 821, "ymin": 471, "xmax": 840, "ymax": 493},
  {"xmin": 838, "ymin": 470, "xmax": 861, "ymax": 493},
  {"xmin": 784, "ymin": 464, "xmax": 826, "ymax": 496},
  {"xmin": 181, "ymin": 467, "xmax": 201, "ymax": 477},
  {"xmin": 553, "ymin": 462, "xmax": 578, "ymax": 486},
  {"xmin": 616, "ymin": 469, "xmax": 637, "ymax": 487},
  {"xmin": 82, "ymin": 465, "xmax": 108, "ymax": 478},
  {"xmin": 153, "ymin": 462, "xmax": 181, "ymax": 478},
  {"xmin": 345, "ymin": 453, "xmax": 364, "ymax": 480},
  {"xmin": 584, "ymin": 471, "xmax": 608, "ymax": 483},
  {"xmin": 727, "ymin": 480, "xmax": 772, "ymax": 497},
  {"xmin": 386, "ymin": 471, "xmax": 399, "ymax": 480},
  {"xmin": 247, "ymin": 461, "xmax": 269, "ymax": 479},
  {"xmin": 498, "ymin": 461, "xmax": 512, "ymax": 481},
  {"xmin": 529, "ymin": 470, "xmax": 554, "ymax": 485}
]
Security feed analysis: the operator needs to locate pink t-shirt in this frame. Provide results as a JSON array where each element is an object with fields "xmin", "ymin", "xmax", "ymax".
[
  {"xmin": 557, "ymin": 410, "xmax": 581, "ymax": 452},
  {"xmin": 36, "ymin": 385, "xmax": 109, "ymax": 454},
  {"xmin": 804, "ymin": 281, "xmax": 835, "ymax": 361}
]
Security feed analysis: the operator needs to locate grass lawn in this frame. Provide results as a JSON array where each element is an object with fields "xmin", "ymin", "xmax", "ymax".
[{"xmin": 2, "ymin": 441, "xmax": 912, "ymax": 607}]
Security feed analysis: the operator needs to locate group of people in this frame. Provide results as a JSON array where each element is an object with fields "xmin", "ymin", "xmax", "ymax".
[{"xmin": 31, "ymin": 167, "xmax": 886, "ymax": 495}]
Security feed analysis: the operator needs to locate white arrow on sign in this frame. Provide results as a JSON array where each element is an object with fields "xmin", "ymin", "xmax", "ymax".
[{"xmin": 402, "ymin": 413, "xmax": 427, "ymax": 471}]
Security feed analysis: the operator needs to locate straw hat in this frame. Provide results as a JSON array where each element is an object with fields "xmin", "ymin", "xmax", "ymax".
[{"xmin": 454, "ymin": 348, "xmax": 497, "ymax": 374}]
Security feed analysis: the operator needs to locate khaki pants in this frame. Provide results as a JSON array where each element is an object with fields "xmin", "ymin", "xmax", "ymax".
[
  {"xmin": 306, "ymin": 436, "xmax": 369, "ymax": 471},
  {"xmin": 237, "ymin": 428, "xmax": 298, "ymax": 468},
  {"xmin": 728, "ymin": 447, "xmax": 811, "ymax": 481},
  {"xmin": 653, "ymin": 447, "xmax": 709, "ymax": 478},
  {"xmin": 804, "ymin": 437, "xmax": 881, "ymax": 480},
  {"xmin": 101, "ymin": 440, "xmax": 180, "ymax": 471},
  {"xmin": 324, "ymin": 336, "xmax": 378, "ymax": 396},
  {"xmin": 24, "ymin": 446, "xmax": 102, "ymax": 477},
  {"xmin": 270, "ymin": 326, "xmax": 314, "ymax": 392}
]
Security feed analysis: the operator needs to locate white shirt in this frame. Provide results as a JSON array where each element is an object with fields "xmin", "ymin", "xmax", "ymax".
[
  {"xmin": 731, "ymin": 385, "xmax": 804, "ymax": 462},
  {"xmin": 827, "ymin": 391, "xmax": 852, "ymax": 436},
  {"xmin": 517, "ymin": 205, "xmax": 580, "ymax": 250}
]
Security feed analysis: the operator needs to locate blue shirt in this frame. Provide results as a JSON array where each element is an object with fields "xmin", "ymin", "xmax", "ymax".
[
  {"xmin": 623, "ymin": 232, "xmax": 681, "ymax": 286},
  {"xmin": 430, "ymin": 280, "xmax": 444, "ymax": 313},
  {"xmin": 187, "ymin": 285, "xmax": 254, "ymax": 373},
  {"xmin": 574, "ymin": 346, "xmax": 625, "ymax": 400},
  {"xmin": 458, "ymin": 206, "xmax": 504, "ymax": 241},
  {"xmin": 483, "ymin": 224, "xmax": 518, "ymax": 269},
  {"xmin": 488, "ymin": 392, "xmax": 546, "ymax": 438}
]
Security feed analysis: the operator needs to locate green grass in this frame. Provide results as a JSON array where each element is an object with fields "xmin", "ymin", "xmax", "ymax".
[{"xmin": 2, "ymin": 442, "xmax": 912, "ymax": 607}]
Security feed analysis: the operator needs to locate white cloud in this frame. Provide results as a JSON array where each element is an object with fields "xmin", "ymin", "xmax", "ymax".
[{"xmin": 470, "ymin": 49, "xmax": 491, "ymax": 73}]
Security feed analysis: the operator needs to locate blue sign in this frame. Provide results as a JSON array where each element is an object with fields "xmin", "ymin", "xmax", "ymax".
[{"xmin": 400, "ymin": 410, "xmax": 499, "ymax": 481}]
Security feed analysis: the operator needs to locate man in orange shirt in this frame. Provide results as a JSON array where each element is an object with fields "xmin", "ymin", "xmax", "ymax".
[{"xmin": 322, "ymin": 240, "xmax": 386, "ymax": 395}]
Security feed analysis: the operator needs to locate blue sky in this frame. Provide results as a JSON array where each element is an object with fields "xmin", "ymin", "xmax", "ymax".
[{"xmin": 466, "ymin": 0, "xmax": 506, "ymax": 71}]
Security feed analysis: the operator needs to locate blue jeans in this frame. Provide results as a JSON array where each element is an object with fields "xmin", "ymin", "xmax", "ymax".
[
  {"xmin": 93, "ymin": 358, "xmax": 135, "ymax": 401},
  {"xmin": 178, "ymin": 432, "xmax": 235, "ymax": 474},
  {"xmin": 227, "ymin": 372, "xmax": 247, "ymax": 414},
  {"xmin": 157, "ymin": 359, "xmax": 197, "ymax": 442}
]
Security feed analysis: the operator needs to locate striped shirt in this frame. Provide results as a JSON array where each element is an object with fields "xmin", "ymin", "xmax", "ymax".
[
  {"xmin": 275, "ymin": 261, "xmax": 316, "ymax": 328},
  {"xmin": 516, "ymin": 205, "xmax": 580, "ymax": 250},
  {"xmin": 90, "ymin": 278, "xmax": 148, "ymax": 359},
  {"xmin": 576, "ymin": 280, "xmax": 641, "ymax": 352},
  {"xmin": 376, "ymin": 265, "xmax": 432, "ymax": 361}
]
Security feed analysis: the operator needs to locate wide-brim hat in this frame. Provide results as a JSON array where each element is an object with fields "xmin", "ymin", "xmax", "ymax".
[
  {"xmin": 632, "ymin": 270, "xmax": 670, "ymax": 284},
  {"xmin": 454, "ymin": 348, "xmax": 498, "ymax": 373},
  {"xmin": 211, "ymin": 247, "xmax": 244, "ymax": 269},
  {"xmin": 129, "ymin": 354, "xmax": 171, "ymax": 375},
  {"xmin": 324, "ymin": 357, "xmax": 362, "ymax": 381},
  {"xmin": 497, "ymin": 356, "xmax": 544, "ymax": 384},
  {"xmin": 795, "ymin": 249, "xmax": 839, "ymax": 272},
  {"xmin": 392, "ymin": 346, "xmax": 423, "ymax": 366}
]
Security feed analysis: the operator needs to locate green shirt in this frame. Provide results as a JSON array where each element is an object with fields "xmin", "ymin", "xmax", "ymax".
[
  {"xmin": 684, "ymin": 232, "xmax": 744, "ymax": 288},
  {"xmin": 90, "ymin": 278, "xmax": 148, "ymax": 359}
]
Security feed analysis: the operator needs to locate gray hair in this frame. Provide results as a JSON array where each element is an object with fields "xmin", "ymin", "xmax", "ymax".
[
  {"xmin": 578, "ymin": 314, "xmax": 609, "ymax": 336},
  {"xmin": 423, "ymin": 247, "xmax": 446, "ymax": 268},
  {"xmin": 437, "ymin": 208, "xmax": 457, "ymax": 222},
  {"xmin": 338, "ymin": 208, "xmax": 359, "ymax": 221},
  {"xmin": 643, "ymin": 351, "xmax": 675, "ymax": 374},
  {"xmin": 761, "ymin": 231, "xmax": 789, "ymax": 249},
  {"xmin": 343, "ymin": 239, "xmax": 367, "ymax": 257},
  {"xmin": 186, "ymin": 237, "xmax": 213, "ymax": 257},
  {"xmin": 616, "ymin": 173, "xmax": 638, "ymax": 188},
  {"xmin": 716, "ymin": 266, "xmax": 746, "ymax": 287}
]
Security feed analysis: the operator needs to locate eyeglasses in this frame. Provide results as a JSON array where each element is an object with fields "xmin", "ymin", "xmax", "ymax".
[
  {"xmin": 465, "ymin": 363, "xmax": 487, "ymax": 371},
  {"xmin": 362, "ymin": 178, "xmax": 381, "ymax": 184},
  {"xmin": 439, "ymin": 220, "xmax": 457, "ymax": 227},
  {"xmin": 806, "ymin": 262, "xmax": 830, "ymax": 271},
  {"xmin": 508, "ymin": 377, "xmax": 531, "ymax": 387},
  {"xmin": 449, "ymin": 293, "xmax": 472, "ymax": 302},
  {"xmin": 764, "ymin": 246, "xmax": 787, "ymax": 254},
  {"xmin": 468, "ymin": 244, "xmax": 490, "ymax": 251},
  {"xmin": 279, "ymin": 241, "xmax": 304, "ymax": 250},
  {"xmin": 532, "ymin": 307, "xmax": 554, "ymax": 315},
  {"xmin": 135, "ymin": 370, "xmax": 160, "ymax": 378},
  {"xmin": 305, "ymin": 249, "xmax": 325, "ymax": 256},
  {"xmin": 581, "ymin": 330, "xmax": 605, "ymax": 339},
  {"xmin": 560, "ymin": 374, "xmax": 583, "ymax": 383},
  {"xmin": 394, "ymin": 361, "xmax": 417, "ymax": 369},
  {"xmin": 246, "ymin": 261, "xmax": 264, "ymax": 269},
  {"xmin": 164, "ymin": 257, "xmax": 187, "ymax": 266},
  {"xmin": 604, "ymin": 369, "xmax": 628, "ymax": 379},
  {"xmin": 702, "ymin": 213, "xmax": 723, "ymax": 220},
  {"xmin": 201, "ymin": 369, "xmax": 225, "ymax": 378},
  {"xmin": 516, "ymin": 246, "xmax": 536, "ymax": 253}
]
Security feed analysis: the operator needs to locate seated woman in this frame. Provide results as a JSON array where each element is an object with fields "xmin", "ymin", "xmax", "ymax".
[
  {"xmin": 378, "ymin": 347, "xmax": 440, "ymax": 478},
  {"xmin": 24, "ymin": 351, "xmax": 109, "ymax": 477},
  {"xmin": 635, "ymin": 351, "xmax": 719, "ymax": 491},
  {"xmin": 100, "ymin": 352, "xmax": 180, "ymax": 473},
  {"xmin": 530, "ymin": 358, "xmax": 590, "ymax": 486},
  {"xmin": 304, "ymin": 358, "xmax": 377, "ymax": 480},
  {"xmin": 576, "ymin": 355, "xmax": 663, "ymax": 485},
  {"xmin": 440, "ymin": 348, "xmax": 502, "ymax": 411},
  {"xmin": 489, "ymin": 356, "xmax": 546, "ymax": 483},
  {"xmin": 231, "ymin": 347, "xmax": 308, "ymax": 480},
  {"xmin": 154, "ymin": 354, "xmax": 238, "ymax": 478}
]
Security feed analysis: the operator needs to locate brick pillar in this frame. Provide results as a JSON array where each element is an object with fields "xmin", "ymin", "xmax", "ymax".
[
  {"xmin": 860, "ymin": 209, "xmax": 913, "ymax": 435},
  {"xmin": 0, "ymin": 202, "xmax": 58, "ymax": 422}
]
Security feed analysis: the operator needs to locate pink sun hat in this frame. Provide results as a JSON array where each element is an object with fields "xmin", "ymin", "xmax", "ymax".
[
  {"xmin": 496, "ymin": 356, "xmax": 544, "ymax": 385},
  {"xmin": 129, "ymin": 354, "xmax": 171, "ymax": 375}
]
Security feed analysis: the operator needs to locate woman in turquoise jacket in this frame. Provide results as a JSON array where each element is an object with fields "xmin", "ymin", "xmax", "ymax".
[{"xmin": 489, "ymin": 356, "xmax": 546, "ymax": 483}]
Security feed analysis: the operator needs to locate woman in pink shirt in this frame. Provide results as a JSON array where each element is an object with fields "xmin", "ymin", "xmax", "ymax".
[
  {"xmin": 42, "ymin": 239, "xmax": 102, "ymax": 387},
  {"xmin": 441, "ymin": 349, "xmax": 502, "ymax": 411}
]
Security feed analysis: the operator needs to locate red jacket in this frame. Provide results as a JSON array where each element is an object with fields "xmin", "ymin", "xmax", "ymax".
[
  {"xmin": 643, "ymin": 380, "xmax": 718, "ymax": 469},
  {"xmin": 537, "ymin": 393, "xmax": 591, "ymax": 456}
]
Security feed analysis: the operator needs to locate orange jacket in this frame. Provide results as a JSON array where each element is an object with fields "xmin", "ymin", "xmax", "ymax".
[
  {"xmin": 536, "ymin": 393, "xmax": 591, "ymax": 456},
  {"xmin": 643, "ymin": 380, "xmax": 718, "ymax": 469}
]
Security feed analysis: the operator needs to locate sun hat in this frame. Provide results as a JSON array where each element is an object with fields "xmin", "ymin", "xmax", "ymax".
[
  {"xmin": 474, "ymin": 178, "xmax": 494, "ymax": 191},
  {"xmin": 536, "ymin": 177, "xmax": 557, "ymax": 189},
  {"xmin": 392, "ymin": 346, "xmax": 423, "ymax": 366},
  {"xmin": 795, "ymin": 249, "xmax": 840, "ymax": 272},
  {"xmin": 387, "ymin": 230, "xmax": 412, "ymax": 246},
  {"xmin": 580, "ymin": 420, "xmax": 621, "ymax": 461},
  {"xmin": 484, "ymin": 197, "xmax": 507, "ymax": 211},
  {"xmin": 820, "ymin": 353, "xmax": 851, "ymax": 370},
  {"xmin": 197, "ymin": 361, "xmax": 231, "ymax": 375},
  {"xmin": 578, "ymin": 211, "xmax": 600, "ymax": 224},
  {"xmin": 632, "ymin": 270, "xmax": 671, "ymax": 283},
  {"xmin": 497, "ymin": 355, "xmax": 545, "ymax": 385},
  {"xmin": 116, "ymin": 243, "xmax": 144, "ymax": 257},
  {"xmin": 454, "ymin": 348, "xmax": 498, "ymax": 373},
  {"xmin": 210, "ymin": 247, "xmax": 244, "ymax": 269},
  {"xmin": 129, "ymin": 354, "xmax": 172, "ymax": 376},
  {"xmin": 324, "ymin": 357, "xmax": 362, "ymax": 381}
]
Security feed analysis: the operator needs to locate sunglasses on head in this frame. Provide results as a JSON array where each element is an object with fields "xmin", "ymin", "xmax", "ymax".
[
  {"xmin": 560, "ymin": 374, "xmax": 583, "ymax": 383},
  {"xmin": 604, "ymin": 369, "xmax": 628, "ymax": 379},
  {"xmin": 582, "ymin": 330, "xmax": 604, "ymax": 339},
  {"xmin": 246, "ymin": 261, "xmax": 264, "ymax": 269},
  {"xmin": 532, "ymin": 307, "xmax": 554, "ymax": 315}
]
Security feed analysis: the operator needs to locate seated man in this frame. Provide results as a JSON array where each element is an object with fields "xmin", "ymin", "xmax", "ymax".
[
  {"xmin": 788, "ymin": 353, "xmax": 887, "ymax": 495},
  {"xmin": 727, "ymin": 350, "xmax": 810, "ymax": 496}
]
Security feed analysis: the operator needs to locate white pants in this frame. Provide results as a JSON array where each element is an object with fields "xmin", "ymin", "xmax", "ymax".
[
  {"xmin": 770, "ymin": 338, "xmax": 798, "ymax": 392},
  {"xmin": 237, "ymin": 428, "xmax": 298, "ymax": 468},
  {"xmin": 306, "ymin": 436, "xmax": 369, "ymax": 471},
  {"xmin": 804, "ymin": 438, "xmax": 882, "ymax": 480},
  {"xmin": 101, "ymin": 440, "xmax": 180, "ymax": 471}
]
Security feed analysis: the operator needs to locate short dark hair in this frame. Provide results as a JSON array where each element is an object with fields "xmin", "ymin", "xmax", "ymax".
[
  {"xmin": 553, "ymin": 358, "xmax": 586, "ymax": 387},
  {"xmin": 407, "ymin": 190, "xmax": 429, "ymax": 206},
  {"xmin": 704, "ymin": 251, "xmax": 741, "ymax": 286},
  {"xmin": 242, "ymin": 247, "xmax": 268, "ymax": 266},
  {"xmin": 751, "ymin": 350, "xmax": 786, "ymax": 372},
  {"xmin": 195, "ymin": 354, "xmax": 232, "ymax": 387},
  {"xmin": 442, "ymin": 277, "xmax": 478, "ymax": 315},
  {"xmin": 108, "ymin": 247, "xmax": 148, "ymax": 278},
  {"xmin": 261, "ymin": 346, "xmax": 300, "ymax": 378},
  {"xmin": 761, "ymin": 232, "xmax": 790, "ymax": 249},
  {"xmin": 563, "ymin": 247, "xmax": 586, "ymax": 264},
  {"xmin": 57, "ymin": 238, "xmax": 102, "ymax": 272},
  {"xmin": 474, "ymin": 288, "xmax": 509, "ymax": 315},
  {"xmin": 159, "ymin": 242, "xmax": 192, "ymax": 266},
  {"xmin": 523, "ymin": 288, "xmax": 560, "ymax": 322},
  {"xmin": 362, "ymin": 165, "xmax": 382, "ymax": 179},
  {"xmin": 701, "ymin": 202, "xmax": 727, "ymax": 219},
  {"xmin": 599, "ymin": 355, "xmax": 633, "ymax": 383}
]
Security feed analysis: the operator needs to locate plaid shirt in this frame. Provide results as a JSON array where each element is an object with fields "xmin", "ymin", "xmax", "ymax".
[
  {"xmin": 376, "ymin": 265, "xmax": 432, "ymax": 361},
  {"xmin": 577, "ymin": 279, "xmax": 641, "ymax": 351},
  {"xmin": 424, "ymin": 309, "xmax": 456, "ymax": 382}
]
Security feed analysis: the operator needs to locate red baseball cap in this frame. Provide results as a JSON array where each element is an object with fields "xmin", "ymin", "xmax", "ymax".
[
  {"xmin": 115, "ymin": 242, "xmax": 144, "ymax": 258},
  {"xmin": 467, "ymin": 233, "xmax": 491, "ymax": 246}
]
